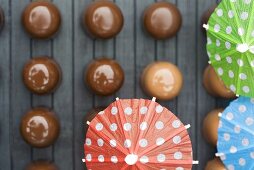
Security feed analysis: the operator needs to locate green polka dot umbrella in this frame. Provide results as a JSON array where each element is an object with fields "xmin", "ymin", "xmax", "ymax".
[{"xmin": 204, "ymin": 0, "xmax": 254, "ymax": 97}]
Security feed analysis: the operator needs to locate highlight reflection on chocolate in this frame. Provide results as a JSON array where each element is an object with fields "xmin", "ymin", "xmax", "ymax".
[
  {"xmin": 26, "ymin": 161, "xmax": 58, "ymax": 170},
  {"xmin": 0, "ymin": 7, "xmax": 4, "ymax": 32},
  {"xmin": 202, "ymin": 108, "xmax": 223, "ymax": 146},
  {"xmin": 83, "ymin": 0, "xmax": 124, "ymax": 39},
  {"xmin": 143, "ymin": 2, "xmax": 182, "ymax": 39},
  {"xmin": 20, "ymin": 107, "xmax": 60, "ymax": 148},
  {"xmin": 141, "ymin": 61, "xmax": 183, "ymax": 100},
  {"xmin": 203, "ymin": 65, "xmax": 235, "ymax": 99},
  {"xmin": 22, "ymin": 1, "xmax": 61, "ymax": 39},
  {"xmin": 23, "ymin": 57, "xmax": 62, "ymax": 95},
  {"xmin": 85, "ymin": 58, "xmax": 124, "ymax": 96}
]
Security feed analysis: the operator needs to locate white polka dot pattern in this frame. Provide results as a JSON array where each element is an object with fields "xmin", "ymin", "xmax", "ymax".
[
  {"xmin": 218, "ymin": 97, "xmax": 254, "ymax": 169},
  {"xmin": 206, "ymin": 0, "xmax": 254, "ymax": 97},
  {"xmin": 84, "ymin": 99, "xmax": 193, "ymax": 169}
]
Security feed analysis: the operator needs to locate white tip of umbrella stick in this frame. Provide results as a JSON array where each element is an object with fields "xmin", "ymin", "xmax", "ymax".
[
  {"xmin": 152, "ymin": 97, "xmax": 156, "ymax": 102},
  {"xmin": 218, "ymin": 112, "xmax": 222, "ymax": 117},
  {"xmin": 86, "ymin": 121, "xmax": 90, "ymax": 125},
  {"xmin": 215, "ymin": 153, "xmax": 224, "ymax": 157},
  {"xmin": 203, "ymin": 24, "xmax": 209, "ymax": 30},
  {"xmin": 193, "ymin": 160, "xmax": 199, "ymax": 164},
  {"xmin": 236, "ymin": 94, "xmax": 240, "ymax": 97},
  {"xmin": 208, "ymin": 61, "xmax": 211, "ymax": 64},
  {"xmin": 116, "ymin": 97, "xmax": 120, "ymax": 101},
  {"xmin": 185, "ymin": 124, "xmax": 191, "ymax": 129},
  {"xmin": 82, "ymin": 159, "xmax": 86, "ymax": 162}
]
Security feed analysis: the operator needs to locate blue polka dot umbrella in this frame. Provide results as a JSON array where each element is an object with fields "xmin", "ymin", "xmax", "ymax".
[{"xmin": 216, "ymin": 97, "xmax": 254, "ymax": 170}]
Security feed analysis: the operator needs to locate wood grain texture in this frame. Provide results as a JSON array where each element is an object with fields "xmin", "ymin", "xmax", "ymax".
[
  {"xmin": 0, "ymin": 0, "xmax": 11, "ymax": 169},
  {"xmin": 10, "ymin": 0, "xmax": 32, "ymax": 169},
  {"xmin": 53, "ymin": 0, "xmax": 74, "ymax": 169},
  {"xmin": 0, "ymin": 0, "xmax": 228, "ymax": 169}
]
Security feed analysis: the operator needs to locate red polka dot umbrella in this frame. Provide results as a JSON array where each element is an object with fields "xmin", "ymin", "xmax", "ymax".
[{"xmin": 83, "ymin": 98, "xmax": 198, "ymax": 170}]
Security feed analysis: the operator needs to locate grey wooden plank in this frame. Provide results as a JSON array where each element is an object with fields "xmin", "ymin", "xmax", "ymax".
[
  {"xmin": 73, "ymin": 0, "xmax": 94, "ymax": 169},
  {"xmin": 52, "ymin": 0, "xmax": 73, "ymax": 169},
  {"xmin": 31, "ymin": 39, "xmax": 53, "ymax": 160},
  {"xmin": 135, "ymin": 0, "xmax": 155, "ymax": 98},
  {"xmin": 115, "ymin": 0, "xmax": 135, "ymax": 99},
  {"xmin": 156, "ymin": 0, "xmax": 178, "ymax": 113},
  {"xmin": 10, "ymin": 0, "xmax": 32, "ymax": 169},
  {"xmin": 196, "ymin": 1, "xmax": 218, "ymax": 169},
  {"xmin": 0, "ymin": 0, "xmax": 11, "ymax": 169},
  {"xmin": 176, "ymin": 0, "xmax": 198, "ymax": 169}
]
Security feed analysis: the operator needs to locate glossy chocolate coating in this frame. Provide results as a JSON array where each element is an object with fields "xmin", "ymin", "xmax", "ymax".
[
  {"xmin": 85, "ymin": 58, "xmax": 124, "ymax": 96},
  {"xmin": 205, "ymin": 158, "xmax": 226, "ymax": 170},
  {"xmin": 141, "ymin": 61, "xmax": 183, "ymax": 100},
  {"xmin": 83, "ymin": 0, "xmax": 124, "ymax": 39},
  {"xmin": 26, "ymin": 161, "xmax": 58, "ymax": 170},
  {"xmin": 0, "ymin": 7, "xmax": 4, "ymax": 32},
  {"xmin": 203, "ymin": 65, "xmax": 235, "ymax": 99},
  {"xmin": 143, "ymin": 2, "xmax": 182, "ymax": 39},
  {"xmin": 23, "ymin": 57, "xmax": 62, "ymax": 95},
  {"xmin": 202, "ymin": 108, "xmax": 223, "ymax": 146},
  {"xmin": 20, "ymin": 107, "xmax": 60, "ymax": 148},
  {"xmin": 22, "ymin": 1, "xmax": 61, "ymax": 39}
]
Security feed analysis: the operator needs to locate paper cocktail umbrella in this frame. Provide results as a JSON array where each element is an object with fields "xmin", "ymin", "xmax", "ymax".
[
  {"xmin": 204, "ymin": 0, "xmax": 254, "ymax": 97},
  {"xmin": 216, "ymin": 97, "xmax": 254, "ymax": 170},
  {"xmin": 83, "ymin": 98, "xmax": 198, "ymax": 169}
]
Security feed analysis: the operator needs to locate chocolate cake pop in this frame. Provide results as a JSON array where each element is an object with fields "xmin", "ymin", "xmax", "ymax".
[
  {"xmin": 205, "ymin": 158, "xmax": 226, "ymax": 170},
  {"xmin": 201, "ymin": 5, "xmax": 217, "ymax": 26},
  {"xmin": 85, "ymin": 58, "xmax": 124, "ymax": 96},
  {"xmin": 83, "ymin": 0, "xmax": 124, "ymax": 39},
  {"xmin": 22, "ymin": 1, "xmax": 61, "ymax": 39},
  {"xmin": 203, "ymin": 108, "xmax": 223, "ymax": 146},
  {"xmin": 23, "ymin": 57, "xmax": 62, "ymax": 95},
  {"xmin": 20, "ymin": 107, "xmax": 60, "ymax": 148},
  {"xmin": 141, "ymin": 61, "xmax": 183, "ymax": 100},
  {"xmin": 143, "ymin": 2, "xmax": 182, "ymax": 39},
  {"xmin": 203, "ymin": 65, "xmax": 235, "ymax": 99}
]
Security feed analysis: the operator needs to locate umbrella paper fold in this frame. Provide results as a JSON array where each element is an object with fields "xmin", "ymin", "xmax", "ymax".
[
  {"xmin": 84, "ymin": 98, "xmax": 197, "ymax": 170},
  {"xmin": 217, "ymin": 97, "xmax": 254, "ymax": 170},
  {"xmin": 205, "ymin": 0, "xmax": 254, "ymax": 97}
]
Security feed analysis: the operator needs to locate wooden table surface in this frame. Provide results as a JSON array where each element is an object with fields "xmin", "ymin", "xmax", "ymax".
[{"xmin": 0, "ymin": 0, "xmax": 229, "ymax": 169}]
